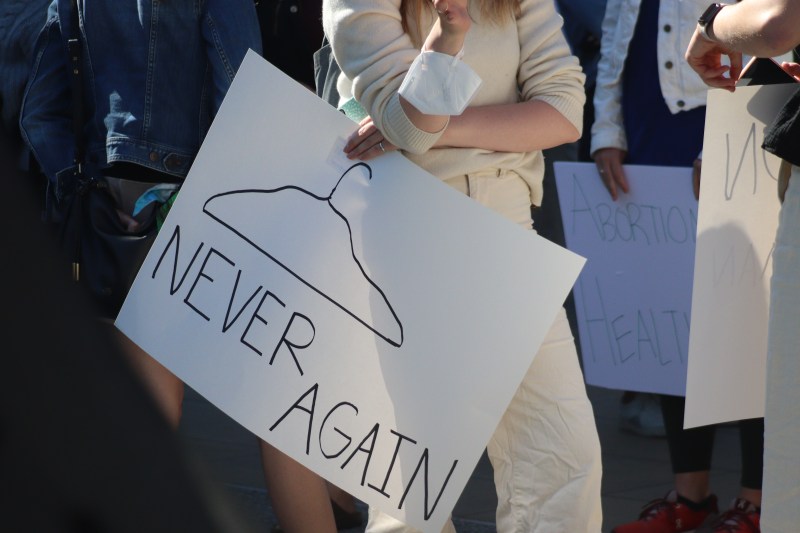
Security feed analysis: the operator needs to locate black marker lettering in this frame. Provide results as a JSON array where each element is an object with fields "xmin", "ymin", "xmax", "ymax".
[
  {"xmin": 241, "ymin": 291, "xmax": 286, "ymax": 356},
  {"xmin": 151, "ymin": 224, "xmax": 205, "ymax": 294},
  {"xmin": 398, "ymin": 449, "xmax": 458, "ymax": 521},
  {"xmin": 368, "ymin": 430, "xmax": 417, "ymax": 498},
  {"xmin": 340, "ymin": 423, "xmax": 380, "ymax": 486},
  {"xmin": 184, "ymin": 247, "xmax": 235, "ymax": 321},
  {"xmin": 270, "ymin": 312, "xmax": 315, "ymax": 376},
  {"xmin": 319, "ymin": 402, "xmax": 358, "ymax": 459},
  {"xmin": 270, "ymin": 383, "xmax": 319, "ymax": 455},
  {"xmin": 223, "ymin": 270, "xmax": 263, "ymax": 333}
]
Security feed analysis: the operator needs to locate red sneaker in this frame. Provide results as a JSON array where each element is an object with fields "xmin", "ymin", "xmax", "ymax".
[
  {"xmin": 704, "ymin": 498, "xmax": 760, "ymax": 532},
  {"xmin": 611, "ymin": 490, "xmax": 718, "ymax": 533}
]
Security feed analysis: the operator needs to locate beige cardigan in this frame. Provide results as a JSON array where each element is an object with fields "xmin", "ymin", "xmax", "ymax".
[{"xmin": 323, "ymin": 0, "xmax": 584, "ymax": 205}]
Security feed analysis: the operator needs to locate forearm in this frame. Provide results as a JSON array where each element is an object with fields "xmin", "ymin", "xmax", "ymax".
[
  {"xmin": 590, "ymin": 0, "xmax": 627, "ymax": 155},
  {"xmin": 399, "ymin": 95, "xmax": 449, "ymax": 134},
  {"xmin": 398, "ymin": 0, "xmax": 470, "ymax": 133},
  {"xmin": 590, "ymin": 61, "xmax": 626, "ymax": 154},
  {"xmin": 437, "ymin": 99, "xmax": 580, "ymax": 152},
  {"xmin": 712, "ymin": 0, "xmax": 800, "ymax": 57},
  {"xmin": 325, "ymin": 0, "xmax": 460, "ymax": 150}
]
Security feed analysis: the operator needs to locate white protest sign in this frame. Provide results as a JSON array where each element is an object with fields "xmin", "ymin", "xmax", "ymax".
[
  {"xmin": 116, "ymin": 51, "xmax": 585, "ymax": 532},
  {"xmin": 555, "ymin": 162, "xmax": 697, "ymax": 396},
  {"xmin": 684, "ymin": 84, "xmax": 794, "ymax": 429}
]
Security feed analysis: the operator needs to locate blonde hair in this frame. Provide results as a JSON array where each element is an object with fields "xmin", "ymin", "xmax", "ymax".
[{"xmin": 400, "ymin": 0, "xmax": 520, "ymax": 40}]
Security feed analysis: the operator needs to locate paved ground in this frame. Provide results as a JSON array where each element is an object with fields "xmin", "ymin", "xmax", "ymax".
[{"xmin": 179, "ymin": 385, "xmax": 747, "ymax": 532}]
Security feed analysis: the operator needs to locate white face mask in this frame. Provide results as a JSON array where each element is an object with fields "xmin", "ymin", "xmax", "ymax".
[{"xmin": 398, "ymin": 49, "xmax": 482, "ymax": 116}]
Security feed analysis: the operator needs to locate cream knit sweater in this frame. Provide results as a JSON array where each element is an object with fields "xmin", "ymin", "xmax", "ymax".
[{"xmin": 323, "ymin": 0, "xmax": 584, "ymax": 205}]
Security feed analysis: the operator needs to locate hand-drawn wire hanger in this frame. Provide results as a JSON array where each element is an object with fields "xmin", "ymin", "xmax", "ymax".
[{"xmin": 203, "ymin": 162, "xmax": 404, "ymax": 347}]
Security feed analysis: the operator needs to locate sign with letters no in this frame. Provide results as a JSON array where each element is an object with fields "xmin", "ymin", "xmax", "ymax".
[
  {"xmin": 684, "ymin": 84, "xmax": 795, "ymax": 429},
  {"xmin": 116, "ymin": 52, "xmax": 584, "ymax": 532}
]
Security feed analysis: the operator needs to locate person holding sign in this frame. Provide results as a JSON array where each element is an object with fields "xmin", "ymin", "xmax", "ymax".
[
  {"xmin": 686, "ymin": 2, "xmax": 800, "ymax": 532},
  {"xmin": 591, "ymin": 1, "xmax": 766, "ymax": 532},
  {"xmin": 323, "ymin": 0, "xmax": 603, "ymax": 531},
  {"xmin": 20, "ymin": 0, "xmax": 260, "ymax": 425}
]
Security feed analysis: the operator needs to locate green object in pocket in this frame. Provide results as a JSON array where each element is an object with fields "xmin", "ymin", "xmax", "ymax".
[{"xmin": 156, "ymin": 190, "xmax": 179, "ymax": 231}]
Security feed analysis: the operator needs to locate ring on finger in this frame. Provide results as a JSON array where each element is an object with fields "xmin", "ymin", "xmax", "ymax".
[{"xmin": 378, "ymin": 141, "xmax": 386, "ymax": 152}]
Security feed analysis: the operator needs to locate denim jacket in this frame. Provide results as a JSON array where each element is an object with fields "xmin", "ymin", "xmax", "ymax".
[{"xmin": 20, "ymin": 0, "xmax": 261, "ymax": 203}]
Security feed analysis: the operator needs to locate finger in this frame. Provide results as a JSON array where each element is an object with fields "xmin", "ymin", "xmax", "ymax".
[
  {"xmin": 344, "ymin": 135, "xmax": 368, "ymax": 159},
  {"xmin": 606, "ymin": 174, "xmax": 618, "ymax": 201},
  {"xmin": 353, "ymin": 141, "xmax": 388, "ymax": 162},
  {"xmin": 705, "ymin": 74, "xmax": 737, "ymax": 91},
  {"xmin": 346, "ymin": 139, "xmax": 371, "ymax": 160},
  {"xmin": 596, "ymin": 164, "xmax": 618, "ymax": 201},
  {"xmin": 358, "ymin": 121, "xmax": 377, "ymax": 137},
  {"xmin": 347, "ymin": 132, "xmax": 384, "ymax": 160},
  {"xmin": 343, "ymin": 130, "xmax": 364, "ymax": 153},
  {"xmin": 781, "ymin": 62, "xmax": 800, "ymax": 80},
  {"xmin": 344, "ymin": 128, "xmax": 377, "ymax": 157},
  {"xmin": 115, "ymin": 209, "xmax": 140, "ymax": 232},
  {"xmin": 692, "ymin": 160, "xmax": 702, "ymax": 201},
  {"xmin": 343, "ymin": 119, "xmax": 378, "ymax": 152},
  {"xmin": 728, "ymin": 53, "xmax": 743, "ymax": 82},
  {"xmin": 703, "ymin": 65, "xmax": 730, "ymax": 79},
  {"xmin": 694, "ymin": 63, "xmax": 736, "ymax": 89},
  {"xmin": 609, "ymin": 158, "xmax": 629, "ymax": 196}
]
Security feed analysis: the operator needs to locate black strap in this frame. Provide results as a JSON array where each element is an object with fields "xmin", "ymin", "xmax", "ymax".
[
  {"xmin": 64, "ymin": 0, "xmax": 88, "ymax": 278},
  {"xmin": 67, "ymin": 0, "xmax": 85, "ymax": 174}
]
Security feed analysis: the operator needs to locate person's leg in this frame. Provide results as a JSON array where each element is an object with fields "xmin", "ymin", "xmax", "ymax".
[
  {"xmin": 673, "ymin": 472, "xmax": 712, "ymax": 504},
  {"xmin": 115, "ymin": 327, "xmax": 184, "ymax": 427},
  {"xmin": 391, "ymin": 172, "xmax": 601, "ymax": 531},
  {"xmin": 486, "ymin": 307, "xmax": 603, "ymax": 533},
  {"xmin": 761, "ymin": 168, "xmax": 800, "ymax": 533},
  {"xmin": 327, "ymin": 483, "xmax": 363, "ymax": 529},
  {"xmin": 691, "ymin": 417, "xmax": 763, "ymax": 532},
  {"xmin": 660, "ymin": 394, "xmax": 716, "ymax": 503},
  {"xmin": 611, "ymin": 396, "xmax": 718, "ymax": 532},
  {"xmin": 458, "ymin": 171, "xmax": 601, "ymax": 532},
  {"xmin": 327, "ymin": 483, "xmax": 357, "ymax": 514},
  {"xmin": 534, "ymin": 143, "xmax": 582, "ymax": 360},
  {"xmin": 259, "ymin": 441, "xmax": 337, "ymax": 533},
  {"xmin": 737, "ymin": 417, "xmax": 764, "ymax": 507}
]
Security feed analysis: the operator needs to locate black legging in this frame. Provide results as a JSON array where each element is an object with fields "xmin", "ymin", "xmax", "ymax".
[{"xmin": 660, "ymin": 394, "xmax": 764, "ymax": 490}]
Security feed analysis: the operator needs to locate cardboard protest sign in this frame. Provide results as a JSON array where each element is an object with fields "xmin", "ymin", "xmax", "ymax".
[
  {"xmin": 116, "ymin": 51, "xmax": 585, "ymax": 531},
  {"xmin": 555, "ymin": 162, "xmax": 697, "ymax": 396},
  {"xmin": 684, "ymin": 84, "xmax": 795, "ymax": 429}
]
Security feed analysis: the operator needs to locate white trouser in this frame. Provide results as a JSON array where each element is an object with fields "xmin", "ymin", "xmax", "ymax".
[
  {"xmin": 366, "ymin": 171, "xmax": 603, "ymax": 532},
  {"xmin": 761, "ymin": 166, "xmax": 800, "ymax": 533}
]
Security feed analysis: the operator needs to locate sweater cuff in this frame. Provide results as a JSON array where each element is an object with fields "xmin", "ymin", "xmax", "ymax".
[
  {"xmin": 383, "ymin": 93, "xmax": 447, "ymax": 155},
  {"xmin": 534, "ymin": 94, "xmax": 585, "ymax": 136}
]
